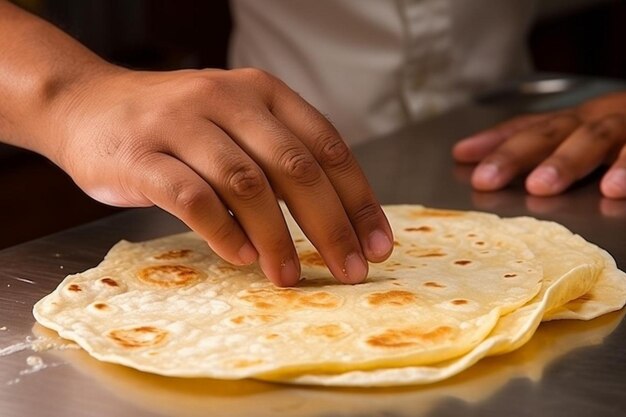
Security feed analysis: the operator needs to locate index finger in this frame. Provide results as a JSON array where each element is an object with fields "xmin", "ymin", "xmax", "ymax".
[
  {"xmin": 453, "ymin": 113, "xmax": 551, "ymax": 163},
  {"xmin": 268, "ymin": 81, "xmax": 394, "ymax": 264}
]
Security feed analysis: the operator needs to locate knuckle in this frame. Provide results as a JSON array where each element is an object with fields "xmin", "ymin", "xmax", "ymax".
[
  {"xmin": 173, "ymin": 184, "xmax": 211, "ymax": 215},
  {"xmin": 265, "ymin": 233, "xmax": 295, "ymax": 257},
  {"xmin": 539, "ymin": 114, "xmax": 579, "ymax": 140},
  {"xmin": 236, "ymin": 67, "xmax": 275, "ymax": 87},
  {"xmin": 325, "ymin": 224, "xmax": 356, "ymax": 247},
  {"xmin": 224, "ymin": 162, "xmax": 267, "ymax": 201},
  {"xmin": 540, "ymin": 125, "xmax": 564, "ymax": 141},
  {"xmin": 350, "ymin": 201, "xmax": 382, "ymax": 227},
  {"xmin": 316, "ymin": 135, "xmax": 353, "ymax": 169},
  {"xmin": 587, "ymin": 115, "xmax": 625, "ymax": 141},
  {"xmin": 210, "ymin": 217, "xmax": 238, "ymax": 242},
  {"xmin": 184, "ymin": 75, "xmax": 224, "ymax": 97},
  {"xmin": 278, "ymin": 148, "xmax": 322, "ymax": 186}
]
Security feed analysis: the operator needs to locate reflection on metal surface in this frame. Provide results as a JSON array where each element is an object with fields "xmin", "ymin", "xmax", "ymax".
[
  {"xmin": 599, "ymin": 198, "xmax": 626, "ymax": 218},
  {"xmin": 469, "ymin": 190, "xmax": 626, "ymax": 220},
  {"xmin": 518, "ymin": 78, "xmax": 579, "ymax": 95},
  {"xmin": 474, "ymin": 75, "xmax": 583, "ymax": 104},
  {"xmin": 30, "ymin": 312, "xmax": 624, "ymax": 417}
]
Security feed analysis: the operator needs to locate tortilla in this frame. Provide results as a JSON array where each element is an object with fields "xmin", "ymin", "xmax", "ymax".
[
  {"xmin": 33, "ymin": 206, "xmax": 544, "ymax": 380},
  {"xmin": 268, "ymin": 215, "xmax": 625, "ymax": 386},
  {"xmin": 32, "ymin": 310, "xmax": 623, "ymax": 417}
]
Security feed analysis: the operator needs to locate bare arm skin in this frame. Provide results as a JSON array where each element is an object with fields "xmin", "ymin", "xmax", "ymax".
[{"xmin": 0, "ymin": 1, "xmax": 394, "ymax": 286}]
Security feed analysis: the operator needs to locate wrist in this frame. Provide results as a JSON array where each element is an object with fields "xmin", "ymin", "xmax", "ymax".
[{"xmin": 33, "ymin": 62, "xmax": 129, "ymax": 166}]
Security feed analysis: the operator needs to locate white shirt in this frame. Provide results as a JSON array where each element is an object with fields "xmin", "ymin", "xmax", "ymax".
[{"xmin": 229, "ymin": 0, "xmax": 535, "ymax": 145}]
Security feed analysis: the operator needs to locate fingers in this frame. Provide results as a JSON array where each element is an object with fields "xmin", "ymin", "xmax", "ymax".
[
  {"xmin": 601, "ymin": 144, "xmax": 626, "ymax": 199},
  {"xmin": 268, "ymin": 77, "xmax": 393, "ymax": 264},
  {"xmin": 453, "ymin": 114, "xmax": 550, "ymax": 163},
  {"xmin": 471, "ymin": 114, "xmax": 580, "ymax": 191},
  {"xmin": 131, "ymin": 152, "xmax": 259, "ymax": 268},
  {"xmin": 197, "ymin": 67, "xmax": 392, "ymax": 284},
  {"xmin": 217, "ymin": 109, "xmax": 370, "ymax": 284},
  {"xmin": 166, "ymin": 123, "xmax": 301, "ymax": 287},
  {"xmin": 527, "ymin": 114, "xmax": 626, "ymax": 196}
]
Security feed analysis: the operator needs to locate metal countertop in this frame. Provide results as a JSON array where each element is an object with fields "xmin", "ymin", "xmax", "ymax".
[{"xmin": 2, "ymin": 77, "xmax": 626, "ymax": 417}]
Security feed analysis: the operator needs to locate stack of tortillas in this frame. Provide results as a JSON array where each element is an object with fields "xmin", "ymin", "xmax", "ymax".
[{"xmin": 33, "ymin": 206, "xmax": 626, "ymax": 387}]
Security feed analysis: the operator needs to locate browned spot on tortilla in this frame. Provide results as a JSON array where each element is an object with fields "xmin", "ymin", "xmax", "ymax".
[
  {"xmin": 264, "ymin": 333, "xmax": 280, "ymax": 340},
  {"xmin": 393, "ymin": 240, "xmax": 401, "ymax": 247},
  {"xmin": 410, "ymin": 209, "xmax": 463, "ymax": 218},
  {"xmin": 392, "ymin": 282, "xmax": 403, "ymax": 286},
  {"xmin": 230, "ymin": 359, "xmax": 264, "ymax": 369},
  {"xmin": 239, "ymin": 288, "xmax": 341, "ymax": 311},
  {"xmin": 154, "ymin": 249, "xmax": 192, "ymax": 260},
  {"xmin": 475, "ymin": 241, "xmax": 485, "ymax": 246},
  {"xmin": 304, "ymin": 324, "xmax": 347, "ymax": 339},
  {"xmin": 467, "ymin": 233, "xmax": 477, "ymax": 237},
  {"xmin": 406, "ymin": 248, "xmax": 446, "ymax": 258},
  {"xmin": 94, "ymin": 303, "xmax": 109, "ymax": 310},
  {"xmin": 504, "ymin": 273, "xmax": 518, "ymax": 278},
  {"xmin": 294, "ymin": 238, "xmax": 306, "ymax": 243},
  {"xmin": 229, "ymin": 314, "xmax": 278, "ymax": 326},
  {"xmin": 301, "ymin": 292, "xmax": 341, "ymax": 308},
  {"xmin": 67, "ymin": 284, "xmax": 82, "ymax": 292},
  {"xmin": 299, "ymin": 251, "xmax": 326, "ymax": 267},
  {"xmin": 451, "ymin": 299, "xmax": 468, "ymax": 305},
  {"xmin": 367, "ymin": 290, "xmax": 417, "ymax": 307},
  {"xmin": 454, "ymin": 260, "xmax": 472, "ymax": 266},
  {"xmin": 424, "ymin": 281, "xmax": 446, "ymax": 288},
  {"xmin": 100, "ymin": 277, "xmax": 119, "ymax": 287},
  {"xmin": 404, "ymin": 226, "xmax": 433, "ymax": 232},
  {"xmin": 107, "ymin": 326, "xmax": 168, "ymax": 348},
  {"xmin": 137, "ymin": 264, "xmax": 202, "ymax": 288},
  {"xmin": 366, "ymin": 326, "xmax": 455, "ymax": 348}
]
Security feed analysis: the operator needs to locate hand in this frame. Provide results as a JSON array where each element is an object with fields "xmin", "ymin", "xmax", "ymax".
[
  {"xmin": 46, "ymin": 67, "xmax": 393, "ymax": 286},
  {"xmin": 452, "ymin": 92, "xmax": 626, "ymax": 199}
]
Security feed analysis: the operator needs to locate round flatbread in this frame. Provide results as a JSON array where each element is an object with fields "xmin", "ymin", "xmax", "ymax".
[{"xmin": 33, "ymin": 205, "xmax": 543, "ymax": 380}]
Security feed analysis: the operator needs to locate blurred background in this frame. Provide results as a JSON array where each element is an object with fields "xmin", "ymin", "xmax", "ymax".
[{"xmin": 1, "ymin": 0, "xmax": 625, "ymax": 249}]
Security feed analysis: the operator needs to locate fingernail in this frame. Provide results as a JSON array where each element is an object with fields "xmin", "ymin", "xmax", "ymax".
[
  {"xmin": 343, "ymin": 252, "xmax": 368, "ymax": 284},
  {"xmin": 603, "ymin": 169, "xmax": 626, "ymax": 196},
  {"xmin": 474, "ymin": 164, "xmax": 501, "ymax": 187},
  {"xmin": 528, "ymin": 166, "xmax": 560, "ymax": 193},
  {"xmin": 238, "ymin": 242, "xmax": 258, "ymax": 265},
  {"xmin": 367, "ymin": 229, "xmax": 392, "ymax": 258},
  {"xmin": 280, "ymin": 257, "xmax": 300, "ymax": 286}
]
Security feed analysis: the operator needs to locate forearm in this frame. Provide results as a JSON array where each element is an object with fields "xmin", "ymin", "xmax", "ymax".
[{"xmin": 0, "ymin": 1, "xmax": 121, "ymax": 161}]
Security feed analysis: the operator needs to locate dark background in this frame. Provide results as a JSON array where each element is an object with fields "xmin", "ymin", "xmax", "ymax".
[{"xmin": 1, "ymin": 0, "xmax": 625, "ymax": 249}]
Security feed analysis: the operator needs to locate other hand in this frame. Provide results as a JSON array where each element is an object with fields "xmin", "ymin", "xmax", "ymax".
[{"xmin": 452, "ymin": 92, "xmax": 626, "ymax": 199}]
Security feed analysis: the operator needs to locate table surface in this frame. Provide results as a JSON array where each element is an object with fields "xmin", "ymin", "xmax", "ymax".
[{"xmin": 2, "ymin": 77, "xmax": 626, "ymax": 417}]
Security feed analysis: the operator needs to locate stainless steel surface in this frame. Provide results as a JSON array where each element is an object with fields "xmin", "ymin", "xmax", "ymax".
[{"xmin": 2, "ymin": 81, "xmax": 626, "ymax": 417}]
